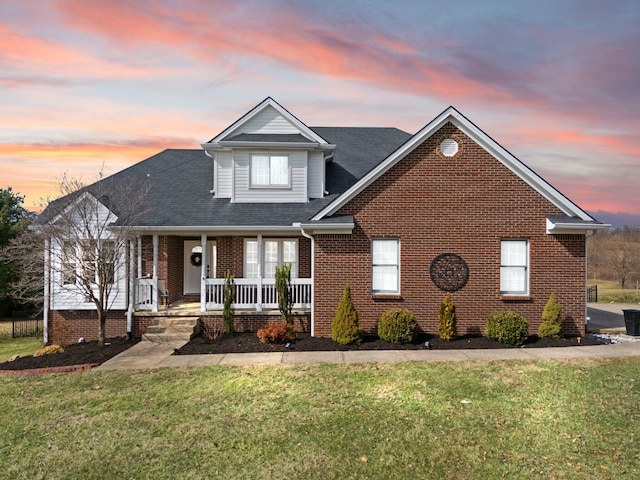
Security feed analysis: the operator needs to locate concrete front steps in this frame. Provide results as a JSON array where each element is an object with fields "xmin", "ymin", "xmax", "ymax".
[{"xmin": 142, "ymin": 317, "xmax": 201, "ymax": 343}]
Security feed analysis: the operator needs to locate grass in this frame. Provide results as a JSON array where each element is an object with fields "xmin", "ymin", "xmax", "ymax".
[
  {"xmin": 1, "ymin": 358, "xmax": 640, "ymax": 479},
  {"xmin": 0, "ymin": 319, "xmax": 42, "ymax": 362},
  {"xmin": 589, "ymin": 280, "xmax": 640, "ymax": 304}
]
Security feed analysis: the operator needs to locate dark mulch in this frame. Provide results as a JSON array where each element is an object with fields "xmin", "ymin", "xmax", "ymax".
[
  {"xmin": 0, "ymin": 337, "xmax": 141, "ymax": 371},
  {"xmin": 176, "ymin": 332, "xmax": 602, "ymax": 355}
]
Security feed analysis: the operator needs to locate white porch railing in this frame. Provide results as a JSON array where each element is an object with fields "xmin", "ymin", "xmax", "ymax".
[
  {"xmin": 134, "ymin": 277, "xmax": 313, "ymax": 312},
  {"xmin": 134, "ymin": 277, "xmax": 156, "ymax": 311},
  {"xmin": 204, "ymin": 277, "xmax": 313, "ymax": 311}
]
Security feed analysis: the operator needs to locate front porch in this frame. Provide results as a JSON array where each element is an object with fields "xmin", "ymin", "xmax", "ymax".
[{"xmin": 133, "ymin": 276, "xmax": 313, "ymax": 313}]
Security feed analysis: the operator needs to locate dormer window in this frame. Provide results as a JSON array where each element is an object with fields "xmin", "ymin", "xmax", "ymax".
[{"xmin": 251, "ymin": 154, "xmax": 290, "ymax": 188}]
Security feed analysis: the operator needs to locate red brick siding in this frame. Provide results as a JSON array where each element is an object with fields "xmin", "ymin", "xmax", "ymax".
[
  {"xmin": 201, "ymin": 313, "xmax": 310, "ymax": 333},
  {"xmin": 313, "ymin": 123, "xmax": 586, "ymax": 338},
  {"xmin": 49, "ymin": 310, "xmax": 128, "ymax": 346}
]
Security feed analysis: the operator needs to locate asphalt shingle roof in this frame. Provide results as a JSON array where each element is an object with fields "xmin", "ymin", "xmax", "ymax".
[{"xmin": 39, "ymin": 127, "xmax": 411, "ymax": 229}]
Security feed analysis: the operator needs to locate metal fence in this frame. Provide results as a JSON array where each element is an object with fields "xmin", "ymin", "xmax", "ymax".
[
  {"xmin": 11, "ymin": 311, "xmax": 44, "ymax": 338},
  {"xmin": 587, "ymin": 285, "xmax": 598, "ymax": 303}
]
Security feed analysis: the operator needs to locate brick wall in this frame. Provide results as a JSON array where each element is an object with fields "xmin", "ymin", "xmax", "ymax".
[
  {"xmin": 201, "ymin": 313, "xmax": 310, "ymax": 333},
  {"xmin": 49, "ymin": 310, "xmax": 128, "ymax": 345},
  {"xmin": 313, "ymin": 123, "xmax": 586, "ymax": 338}
]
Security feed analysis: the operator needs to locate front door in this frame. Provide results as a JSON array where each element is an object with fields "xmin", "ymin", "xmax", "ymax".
[{"xmin": 183, "ymin": 240, "xmax": 216, "ymax": 295}]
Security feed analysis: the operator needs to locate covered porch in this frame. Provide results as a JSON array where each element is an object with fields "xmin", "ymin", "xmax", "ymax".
[{"xmin": 128, "ymin": 233, "xmax": 313, "ymax": 314}]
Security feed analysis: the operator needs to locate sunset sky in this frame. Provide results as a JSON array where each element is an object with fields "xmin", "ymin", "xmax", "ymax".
[{"xmin": 1, "ymin": 0, "xmax": 638, "ymax": 226}]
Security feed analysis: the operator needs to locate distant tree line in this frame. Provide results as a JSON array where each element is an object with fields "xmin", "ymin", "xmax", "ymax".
[{"xmin": 588, "ymin": 226, "xmax": 640, "ymax": 289}]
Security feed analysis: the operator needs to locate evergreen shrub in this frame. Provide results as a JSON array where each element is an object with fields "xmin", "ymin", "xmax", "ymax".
[
  {"xmin": 538, "ymin": 293, "xmax": 563, "ymax": 338},
  {"xmin": 486, "ymin": 311, "xmax": 529, "ymax": 345},
  {"xmin": 378, "ymin": 308, "xmax": 418, "ymax": 344},
  {"xmin": 438, "ymin": 293, "xmax": 458, "ymax": 341},
  {"xmin": 331, "ymin": 285, "xmax": 362, "ymax": 345}
]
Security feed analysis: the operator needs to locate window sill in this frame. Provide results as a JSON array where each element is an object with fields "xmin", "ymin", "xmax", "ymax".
[
  {"xmin": 372, "ymin": 294, "xmax": 403, "ymax": 301},
  {"xmin": 501, "ymin": 295, "xmax": 532, "ymax": 302}
]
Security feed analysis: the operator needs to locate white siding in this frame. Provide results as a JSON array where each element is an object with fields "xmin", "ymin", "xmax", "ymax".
[
  {"xmin": 234, "ymin": 150, "xmax": 308, "ymax": 203},
  {"xmin": 215, "ymin": 151, "xmax": 233, "ymax": 198},
  {"xmin": 236, "ymin": 105, "xmax": 300, "ymax": 134},
  {"xmin": 307, "ymin": 151, "xmax": 324, "ymax": 199}
]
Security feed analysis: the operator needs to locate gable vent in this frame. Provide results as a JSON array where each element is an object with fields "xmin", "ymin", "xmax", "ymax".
[{"xmin": 440, "ymin": 138, "xmax": 459, "ymax": 157}]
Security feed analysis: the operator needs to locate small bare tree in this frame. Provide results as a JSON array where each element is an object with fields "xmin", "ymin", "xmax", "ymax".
[{"xmin": 4, "ymin": 171, "xmax": 150, "ymax": 346}]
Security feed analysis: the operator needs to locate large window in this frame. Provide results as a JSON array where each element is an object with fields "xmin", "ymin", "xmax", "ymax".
[
  {"xmin": 372, "ymin": 238, "xmax": 400, "ymax": 294},
  {"xmin": 61, "ymin": 239, "xmax": 117, "ymax": 286},
  {"xmin": 244, "ymin": 239, "xmax": 298, "ymax": 278},
  {"xmin": 250, "ymin": 154, "xmax": 289, "ymax": 187},
  {"xmin": 500, "ymin": 240, "xmax": 529, "ymax": 295}
]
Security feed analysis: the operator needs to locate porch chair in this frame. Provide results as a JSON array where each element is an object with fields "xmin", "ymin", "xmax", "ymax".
[{"xmin": 157, "ymin": 279, "xmax": 170, "ymax": 308}]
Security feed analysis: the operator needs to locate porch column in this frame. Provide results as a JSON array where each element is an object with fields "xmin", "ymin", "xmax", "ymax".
[
  {"xmin": 127, "ymin": 239, "xmax": 134, "ymax": 337},
  {"xmin": 43, "ymin": 237, "xmax": 50, "ymax": 344},
  {"xmin": 200, "ymin": 234, "xmax": 207, "ymax": 312},
  {"xmin": 152, "ymin": 234, "xmax": 159, "ymax": 313},
  {"xmin": 137, "ymin": 236, "xmax": 142, "ymax": 278},
  {"xmin": 256, "ymin": 234, "xmax": 262, "ymax": 312}
]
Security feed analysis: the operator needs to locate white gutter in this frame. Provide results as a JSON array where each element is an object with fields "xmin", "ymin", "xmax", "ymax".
[{"xmin": 297, "ymin": 223, "xmax": 315, "ymax": 337}]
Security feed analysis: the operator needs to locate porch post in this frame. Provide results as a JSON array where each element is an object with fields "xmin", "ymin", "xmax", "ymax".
[
  {"xmin": 137, "ymin": 236, "xmax": 142, "ymax": 278},
  {"xmin": 256, "ymin": 234, "xmax": 262, "ymax": 312},
  {"xmin": 152, "ymin": 234, "xmax": 159, "ymax": 313},
  {"xmin": 127, "ymin": 239, "xmax": 134, "ymax": 337},
  {"xmin": 200, "ymin": 234, "xmax": 207, "ymax": 312}
]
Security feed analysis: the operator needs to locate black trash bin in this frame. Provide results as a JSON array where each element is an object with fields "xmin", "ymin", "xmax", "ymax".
[{"xmin": 622, "ymin": 309, "xmax": 640, "ymax": 336}]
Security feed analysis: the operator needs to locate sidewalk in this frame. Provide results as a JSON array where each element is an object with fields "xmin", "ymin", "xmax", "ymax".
[{"xmin": 96, "ymin": 337, "xmax": 640, "ymax": 371}]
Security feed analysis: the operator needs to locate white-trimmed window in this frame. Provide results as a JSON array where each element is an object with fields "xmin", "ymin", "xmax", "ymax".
[
  {"xmin": 250, "ymin": 154, "xmax": 289, "ymax": 187},
  {"xmin": 244, "ymin": 239, "xmax": 298, "ymax": 278},
  {"xmin": 62, "ymin": 239, "xmax": 117, "ymax": 286},
  {"xmin": 500, "ymin": 240, "xmax": 529, "ymax": 295},
  {"xmin": 62, "ymin": 241, "xmax": 77, "ymax": 285},
  {"xmin": 372, "ymin": 238, "xmax": 400, "ymax": 294}
]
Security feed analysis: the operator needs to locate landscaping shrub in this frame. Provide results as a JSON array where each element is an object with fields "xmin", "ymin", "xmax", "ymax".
[
  {"xmin": 276, "ymin": 264, "xmax": 293, "ymax": 324},
  {"xmin": 331, "ymin": 284, "xmax": 362, "ymax": 345},
  {"xmin": 378, "ymin": 309, "xmax": 418, "ymax": 344},
  {"xmin": 438, "ymin": 293, "xmax": 458, "ymax": 341},
  {"xmin": 223, "ymin": 271, "xmax": 235, "ymax": 334},
  {"xmin": 486, "ymin": 311, "xmax": 529, "ymax": 345},
  {"xmin": 34, "ymin": 345, "xmax": 64, "ymax": 357},
  {"xmin": 538, "ymin": 293, "xmax": 563, "ymax": 338},
  {"xmin": 201, "ymin": 318, "xmax": 224, "ymax": 341},
  {"xmin": 257, "ymin": 323, "xmax": 296, "ymax": 344}
]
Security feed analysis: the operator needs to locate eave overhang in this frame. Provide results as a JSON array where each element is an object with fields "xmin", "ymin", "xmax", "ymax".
[{"xmin": 546, "ymin": 216, "xmax": 610, "ymax": 235}]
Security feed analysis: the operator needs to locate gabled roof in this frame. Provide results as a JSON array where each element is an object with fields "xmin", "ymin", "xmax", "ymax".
[
  {"xmin": 311, "ymin": 106, "xmax": 603, "ymax": 225},
  {"xmin": 204, "ymin": 97, "xmax": 332, "ymax": 148}
]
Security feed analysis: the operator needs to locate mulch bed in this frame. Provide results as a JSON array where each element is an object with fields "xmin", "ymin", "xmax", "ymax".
[
  {"xmin": 0, "ymin": 337, "xmax": 140, "ymax": 372},
  {"xmin": 0, "ymin": 333, "xmax": 603, "ymax": 372},
  {"xmin": 176, "ymin": 332, "xmax": 602, "ymax": 355}
]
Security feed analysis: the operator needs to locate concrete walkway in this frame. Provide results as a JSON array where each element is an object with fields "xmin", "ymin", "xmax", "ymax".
[{"xmin": 96, "ymin": 336, "xmax": 640, "ymax": 371}]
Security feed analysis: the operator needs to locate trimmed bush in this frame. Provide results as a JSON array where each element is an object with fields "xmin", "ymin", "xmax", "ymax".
[
  {"xmin": 438, "ymin": 293, "xmax": 458, "ymax": 341},
  {"xmin": 486, "ymin": 311, "xmax": 529, "ymax": 345},
  {"xmin": 223, "ymin": 271, "xmax": 235, "ymax": 334},
  {"xmin": 257, "ymin": 323, "xmax": 296, "ymax": 344},
  {"xmin": 332, "ymin": 285, "xmax": 362, "ymax": 345},
  {"xmin": 538, "ymin": 293, "xmax": 563, "ymax": 338},
  {"xmin": 378, "ymin": 309, "xmax": 418, "ymax": 344}
]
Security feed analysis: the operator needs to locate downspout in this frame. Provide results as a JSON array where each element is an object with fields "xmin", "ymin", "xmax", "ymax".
[
  {"xmin": 584, "ymin": 230, "xmax": 594, "ymax": 335},
  {"xmin": 299, "ymin": 225, "xmax": 315, "ymax": 337},
  {"xmin": 43, "ymin": 238, "xmax": 50, "ymax": 345}
]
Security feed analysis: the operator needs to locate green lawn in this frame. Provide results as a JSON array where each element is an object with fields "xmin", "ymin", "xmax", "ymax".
[
  {"xmin": 589, "ymin": 280, "xmax": 640, "ymax": 303},
  {"xmin": 0, "ymin": 319, "xmax": 42, "ymax": 362},
  {"xmin": 1, "ymin": 358, "xmax": 639, "ymax": 479}
]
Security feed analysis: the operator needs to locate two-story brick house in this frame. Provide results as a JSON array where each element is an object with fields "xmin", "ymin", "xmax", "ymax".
[{"xmin": 39, "ymin": 97, "xmax": 608, "ymax": 345}]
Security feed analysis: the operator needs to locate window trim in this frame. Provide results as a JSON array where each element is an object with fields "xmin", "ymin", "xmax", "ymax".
[
  {"xmin": 500, "ymin": 239, "xmax": 529, "ymax": 296},
  {"xmin": 371, "ymin": 238, "xmax": 400, "ymax": 295},
  {"xmin": 249, "ymin": 154, "xmax": 291, "ymax": 189},
  {"xmin": 243, "ymin": 238, "xmax": 299, "ymax": 278}
]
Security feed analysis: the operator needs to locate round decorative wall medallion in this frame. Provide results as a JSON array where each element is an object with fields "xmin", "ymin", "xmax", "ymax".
[
  {"xmin": 440, "ymin": 138, "xmax": 459, "ymax": 157},
  {"xmin": 429, "ymin": 253, "xmax": 469, "ymax": 292}
]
